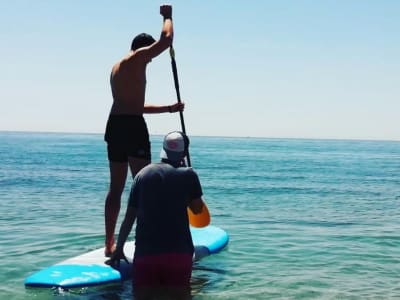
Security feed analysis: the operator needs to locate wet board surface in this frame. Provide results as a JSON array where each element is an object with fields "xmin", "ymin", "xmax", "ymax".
[{"xmin": 25, "ymin": 225, "xmax": 229, "ymax": 288}]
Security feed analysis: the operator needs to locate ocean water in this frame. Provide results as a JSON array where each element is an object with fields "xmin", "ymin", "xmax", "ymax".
[{"xmin": 1, "ymin": 131, "xmax": 399, "ymax": 299}]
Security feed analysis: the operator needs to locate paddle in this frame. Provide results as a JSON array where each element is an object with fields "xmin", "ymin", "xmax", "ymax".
[{"xmin": 169, "ymin": 45, "xmax": 211, "ymax": 228}]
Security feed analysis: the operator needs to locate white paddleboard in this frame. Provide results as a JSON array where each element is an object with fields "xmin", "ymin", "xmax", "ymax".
[{"xmin": 25, "ymin": 225, "xmax": 229, "ymax": 288}]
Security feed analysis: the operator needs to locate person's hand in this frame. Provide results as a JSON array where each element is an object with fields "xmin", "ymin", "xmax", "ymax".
[
  {"xmin": 105, "ymin": 247, "xmax": 129, "ymax": 267},
  {"xmin": 160, "ymin": 4, "xmax": 172, "ymax": 19},
  {"xmin": 169, "ymin": 102, "xmax": 184, "ymax": 113}
]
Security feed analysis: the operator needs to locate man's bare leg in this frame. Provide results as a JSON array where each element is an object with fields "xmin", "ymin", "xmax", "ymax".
[{"xmin": 105, "ymin": 161, "xmax": 128, "ymax": 256}]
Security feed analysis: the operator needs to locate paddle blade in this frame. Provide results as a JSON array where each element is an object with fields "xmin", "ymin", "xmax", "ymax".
[{"xmin": 187, "ymin": 203, "xmax": 211, "ymax": 228}]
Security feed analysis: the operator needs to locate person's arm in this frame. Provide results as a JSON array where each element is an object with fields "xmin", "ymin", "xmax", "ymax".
[
  {"xmin": 158, "ymin": 4, "xmax": 173, "ymax": 48},
  {"xmin": 116, "ymin": 206, "xmax": 136, "ymax": 250},
  {"xmin": 143, "ymin": 101, "xmax": 184, "ymax": 114},
  {"xmin": 107, "ymin": 206, "xmax": 136, "ymax": 265},
  {"xmin": 136, "ymin": 5, "xmax": 173, "ymax": 61},
  {"xmin": 188, "ymin": 197, "xmax": 205, "ymax": 214},
  {"xmin": 185, "ymin": 168, "xmax": 205, "ymax": 213}
]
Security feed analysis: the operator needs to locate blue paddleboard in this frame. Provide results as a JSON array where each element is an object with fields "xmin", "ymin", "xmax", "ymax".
[{"xmin": 25, "ymin": 225, "xmax": 229, "ymax": 288}]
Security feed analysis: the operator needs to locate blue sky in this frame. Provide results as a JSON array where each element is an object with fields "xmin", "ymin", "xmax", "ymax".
[{"xmin": 1, "ymin": 1, "xmax": 399, "ymax": 140}]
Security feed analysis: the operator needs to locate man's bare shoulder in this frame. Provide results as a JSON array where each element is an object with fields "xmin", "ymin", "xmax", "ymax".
[
  {"xmin": 111, "ymin": 61, "xmax": 121, "ymax": 74},
  {"xmin": 118, "ymin": 51, "xmax": 148, "ymax": 70},
  {"xmin": 111, "ymin": 55, "xmax": 134, "ymax": 76}
]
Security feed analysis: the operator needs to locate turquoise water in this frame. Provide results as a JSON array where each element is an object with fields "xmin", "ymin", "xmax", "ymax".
[{"xmin": 1, "ymin": 131, "xmax": 399, "ymax": 299}]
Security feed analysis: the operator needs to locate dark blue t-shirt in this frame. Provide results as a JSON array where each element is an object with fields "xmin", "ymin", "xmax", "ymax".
[{"xmin": 128, "ymin": 162, "xmax": 203, "ymax": 256}]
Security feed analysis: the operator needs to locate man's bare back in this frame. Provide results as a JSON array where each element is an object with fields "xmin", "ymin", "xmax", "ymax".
[
  {"xmin": 110, "ymin": 53, "xmax": 148, "ymax": 115},
  {"xmin": 108, "ymin": 4, "xmax": 175, "ymax": 116}
]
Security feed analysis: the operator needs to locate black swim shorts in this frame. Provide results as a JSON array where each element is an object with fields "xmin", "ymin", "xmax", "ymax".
[{"xmin": 104, "ymin": 115, "xmax": 151, "ymax": 162}]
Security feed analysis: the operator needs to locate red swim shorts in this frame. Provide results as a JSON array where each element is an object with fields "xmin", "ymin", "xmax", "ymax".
[{"xmin": 133, "ymin": 253, "xmax": 193, "ymax": 287}]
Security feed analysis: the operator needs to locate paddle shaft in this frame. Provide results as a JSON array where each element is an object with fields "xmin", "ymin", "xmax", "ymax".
[
  {"xmin": 169, "ymin": 48, "xmax": 210, "ymax": 227},
  {"xmin": 169, "ymin": 45, "xmax": 192, "ymax": 167}
]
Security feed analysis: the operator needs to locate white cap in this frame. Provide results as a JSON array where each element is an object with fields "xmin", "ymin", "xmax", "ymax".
[{"xmin": 160, "ymin": 131, "xmax": 188, "ymax": 161}]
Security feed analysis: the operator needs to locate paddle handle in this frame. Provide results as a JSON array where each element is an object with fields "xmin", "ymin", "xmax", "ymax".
[{"xmin": 170, "ymin": 46, "xmax": 191, "ymax": 167}]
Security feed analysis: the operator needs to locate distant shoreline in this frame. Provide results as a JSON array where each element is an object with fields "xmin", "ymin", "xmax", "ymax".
[{"xmin": 1, "ymin": 130, "xmax": 399, "ymax": 143}]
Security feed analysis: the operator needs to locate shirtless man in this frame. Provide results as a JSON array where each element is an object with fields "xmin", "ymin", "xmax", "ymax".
[{"xmin": 104, "ymin": 4, "xmax": 184, "ymax": 256}]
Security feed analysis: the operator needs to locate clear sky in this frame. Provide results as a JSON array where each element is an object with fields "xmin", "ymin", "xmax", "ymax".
[{"xmin": 1, "ymin": 1, "xmax": 399, "ymax": 141}]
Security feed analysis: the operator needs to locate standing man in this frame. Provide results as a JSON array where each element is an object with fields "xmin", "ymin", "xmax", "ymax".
[
  {"xmin": 108, "ymin": 131, "xmax": 205, "ymax": 300},
  {"xmin": 104, "ymin": 4, "xmax": 184, "ymax": 256}
]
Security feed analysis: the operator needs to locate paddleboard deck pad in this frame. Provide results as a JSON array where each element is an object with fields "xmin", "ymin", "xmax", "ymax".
[{"xmin": 25, "ymin": 225, "xmax": 228, "ymax": 288}]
